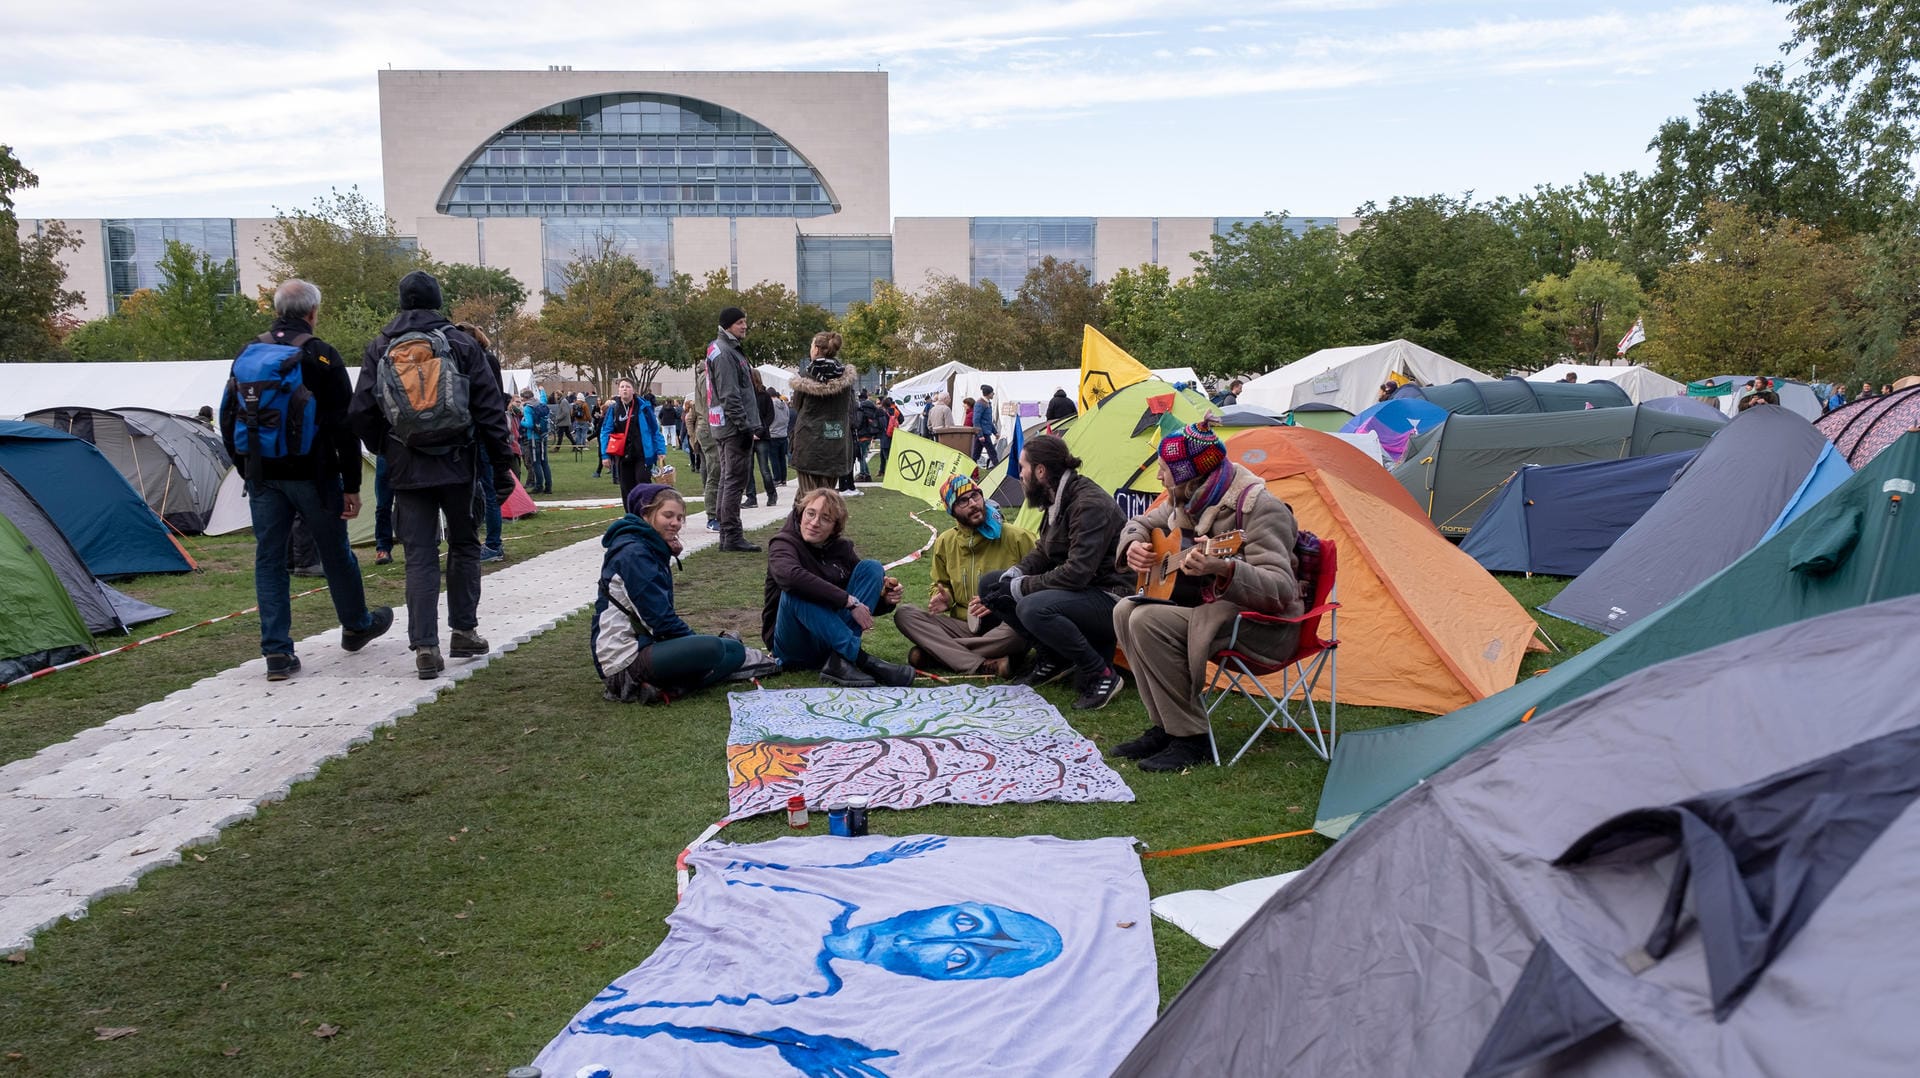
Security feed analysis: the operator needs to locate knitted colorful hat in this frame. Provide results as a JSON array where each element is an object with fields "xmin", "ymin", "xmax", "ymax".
[
  {"xmin": 1158, "ymin": 419, "xmax": 1226, "ymax": 485},
  {"xmin": 939, "ymin": 472, "xmax": 1003, "ymax": 539}
]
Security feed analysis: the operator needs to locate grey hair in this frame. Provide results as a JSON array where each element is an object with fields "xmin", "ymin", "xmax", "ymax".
[{"xmin": 273, "ymin": 279, "xmax": 322, "ymax": 318}]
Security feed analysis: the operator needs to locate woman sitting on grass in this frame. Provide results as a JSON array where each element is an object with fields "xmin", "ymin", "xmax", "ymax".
[
  {"xmin": 760, "ymin": 488, "xmax": 914, "ymax": 688},
  {"xmin": 593, "ymin": 483, "xmax": 780, "ymax": 705}
]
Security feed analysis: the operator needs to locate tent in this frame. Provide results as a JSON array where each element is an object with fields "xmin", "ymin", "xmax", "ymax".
[
  {"xmin": 1118, "ymin": 594, "xmax": 1920, "ymax": 1078},
  {"xmin": 1392, "ymin": 404, "xmax": 1724, "ymax": 536},
  {"xmin": 1227, "ymin": 428, "xmax": 1541, "ymax": 714},
  {"xmin": 1284, "ymin": 402, "xmax": 1350, "ymax": 431},
  {"xmin": 1640, "ymin": 394, "xmax": 1729, "ymax": 422},
  {"xmin": 1239, "ymin": 339, "xmax": 1490, "ymax": 417},
  {"xmin": 1460, "ymin": 450, "xmax": 1698, "ymax": 576},
  {"xmin": 1007, "ymin": 378, "xmax": 1217, "ymax": 527},
  {"xmin": 26, "ymin": 406, "xmax": 230, "ymax": 533},
  {"xmin": 1542, "ymin": 406, "xmax": 1847, "ymax": 634},
  {"xmin": 0, "ymin": 468, "xmax": 170, "ymax": 634},
  {"xmin": 1339, "ymin": 397, "xmax": 1448, "ymax": 462},
  {"xmin": 206, "ymin": 452, "xmax": 380, "ymax": 547},
  {"xmin": 1527, "ymin": 362, "xmax": 1685, "ymax": 402},
  {"xmin": 1817, "ymin": 384, "xmax": 1920, "ymax": 467},
  {"xmin": 889, "ymin": 362, "xmax": 1200, "ymax": 412},
  {"xmin": 1688, "ymin": 375, "xmax": 1823, "ymax": 419},
  {"xmin": 1395, "ymin": 376, "xmax": 1631, "ymax": 413},
  {"xmin": 1314, "ymin": 430, "xmax": 1920, "ymax": 840},
  {"xmin": 0, "ymin": 422, "xmax": 192, "ymax": 577},
  {"xmin": 0, "ymin": 513, "xmax": 93, "ymax": 684}
]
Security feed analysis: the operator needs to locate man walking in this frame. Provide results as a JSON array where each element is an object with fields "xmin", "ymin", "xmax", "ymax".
[
  {"xmin": 705, "ymin": 306, "xmax": 765, "ymax": 552},
  {"xmin": 894, "ymin": 474, "xmax": 1036, "ymax": 677},
  {"xmin": 350, "ymin": 270, "xmax": 515, "ymax": 680},
  {"xmin": 221, "ymin": 279, "xmax": 392, "ymax": 680},
  {"xmin": 973, "ymin": 385, "xmax": 1001, "ymax": 468}
]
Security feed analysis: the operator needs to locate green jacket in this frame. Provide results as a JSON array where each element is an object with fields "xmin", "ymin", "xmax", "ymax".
[{"xmin": 928, "ymin": 521, "xmax": 1037, "ymax": 619}]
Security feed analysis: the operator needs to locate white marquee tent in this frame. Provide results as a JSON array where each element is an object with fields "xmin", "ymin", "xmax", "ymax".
[
  {"xmin": 1528, "ymin": 363, "xmax": 1685, "ymax": 403},
  {"xmin": 1239, "ymin": 340, "xmax": 1490, "ymax": 417},
  {"xmin": 0, "ymin": 360, "xmax": 535, "ymax": 419},
  {"xmin": 889, "ymin": 363, "xmax": 1202, "ymax": 412}
]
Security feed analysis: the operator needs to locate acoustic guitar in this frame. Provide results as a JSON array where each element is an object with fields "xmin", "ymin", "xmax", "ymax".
[{"xmin": 1135, "ymin": 528, "xmax": 1245, "ymax": 604}]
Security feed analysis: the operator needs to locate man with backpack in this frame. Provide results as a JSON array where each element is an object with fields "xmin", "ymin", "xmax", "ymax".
[
  {"xmin": 349, "ymin": 270, "xmax": 515, "ymax": 681},
  {"xmin": 221, "ymin": 278, "xmax": 393, "ymax": 681},
  {"xmin": 521, "ymin": 388, "xmax": 553, "ymax": 493}
]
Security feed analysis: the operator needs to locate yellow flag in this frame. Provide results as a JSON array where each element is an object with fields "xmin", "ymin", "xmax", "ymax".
[
  {"xmin": 1078, "ymin": 325, "xmax": 1153, "ymax": 412},
  {"xmin": 882, "ymin": 428, "xmax": 979, "ymax": 508}
]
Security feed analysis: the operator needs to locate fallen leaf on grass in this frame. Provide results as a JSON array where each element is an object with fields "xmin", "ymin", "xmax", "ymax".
[
  {"xmin": 5, "ymin": 1050, "xmax": 22, "ymax": 1059},
  {"xmin": 223, "ymin": 1047, "xmax": 241, "ymax": 1057},
  {"xmin": 288, "ymin": 971, "xmax": 305, "ymax": 980},
  {"xmin": 580, "ymin": 939, "xmax": 606, "ymax": 953},
  {"xmin": 93, "ymin": 1027, "xmax": 138, "ymax": 1041},
  {"xmin": 494, "ymin": 765, "xmax": 510, "ymax": 774},
  {"xmin": 4, "ymin": 951, "xmax": 25, "ymax": 964},
  {"xmin": 192, "ymin": 853, "xmax": 207, "ymax": 862},
  {"xmin": 311, "ymin": 1023, "xmax": 340, "ymax": 1039},
  {"xmin": 219, "ymin": 982, "xmax": 229, "ymax": 992},
  {"xmin": 522, "ymin": 727, "xmax": 540, "ymax": 736},
  {"xmin": 1286, "ymin": 805, "xmax": 1303, "ymax": 814},
  {"xmin": 453, "ymin": 912, "xmax": 470, "ymax": 920}
]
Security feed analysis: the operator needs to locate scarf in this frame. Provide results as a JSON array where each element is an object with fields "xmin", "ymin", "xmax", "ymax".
[{"xmin": 940, "ymin": 473, "xmax": 1003, "ymax": 540}]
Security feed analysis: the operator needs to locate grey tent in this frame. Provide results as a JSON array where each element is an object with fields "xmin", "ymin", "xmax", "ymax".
[
  {"xmin": 1393, "ymin": 404, "xmax": 1724, "ymax": 536},
  {"xmin": 1460, "ymin": 450, "xmax": 1697, "ymax": 576},
  {"xmin": 1396, "ymin": 376, "xmax": 1630, "ymax": 414},
  {"xmin": 1543, "ymin": 405, "xmax": 1845, "ymax": 633},
  {"xmin": 1116, "ymin": 594, "xmax": 1920, "ymax": 1078},
  {"xmin": 24, "ymin": 405, "xmax": 229, "ymax": 533},
  {"xmin": 0, "ymin": 468, "xmax": 170, "ymax": 634}
]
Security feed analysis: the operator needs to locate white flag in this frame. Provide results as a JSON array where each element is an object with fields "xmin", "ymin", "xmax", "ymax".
[{"xmin": 1616, "ymin": 317, "xmax": 1646, "ymax": 356}]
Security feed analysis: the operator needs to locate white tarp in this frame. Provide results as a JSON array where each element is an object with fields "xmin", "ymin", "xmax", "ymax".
[
  {"xmin": 1, "ymin": 360, "xmax": 532, "ymax": 418},
  {"xmin": 533, "ymin": 834, "xmax": 1157, "ymax": 1077},
  {"xmin": 1239, "ymin": 340, "xmax": 1491, "ymax": 417},
  {"xmin": 1151, "ymin": 870, "xmax": 1304, "ymax": 949},
  {"xmin": 757, "ymin": 364, "xmax": 796, "ymax": 395},
  {"xmin": 1528, "ymin": 363, "xmax": 1684, "ymax": 404}
]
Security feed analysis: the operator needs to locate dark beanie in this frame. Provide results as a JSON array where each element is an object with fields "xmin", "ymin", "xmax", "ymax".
[
  {"xmin": 718, "ymin": 306, "xmax": 747, "ymax": 329},
  {"xmin": 625, "ymin": 482, "xmax": 677, "ymax": 517},
  {"xmin": 398, "ymin": 270, "xmax": 443, "ymax": 311}
]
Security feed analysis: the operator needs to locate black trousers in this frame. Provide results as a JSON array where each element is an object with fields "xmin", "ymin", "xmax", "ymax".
[
  {"xmin": 980, "ymin": 571, "xmax": 1119, "ymax": 680},
  {"xmin": 615, "ymin": 455, "xmax": 652, "ymax": 508},
  {"xmin": 394, "ymin": 483, "xmax": 482, "ymax": 649}
]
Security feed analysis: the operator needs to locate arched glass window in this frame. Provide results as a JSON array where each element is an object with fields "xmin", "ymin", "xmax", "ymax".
[{"xmin": 441, "ymin": 94, "xmax": 837, "ymax": 219}]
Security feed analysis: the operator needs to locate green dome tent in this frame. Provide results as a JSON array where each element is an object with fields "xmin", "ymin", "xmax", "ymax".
[{"xmin": 0, "ymin": 513, "xmax": 92, "ymax": 683}]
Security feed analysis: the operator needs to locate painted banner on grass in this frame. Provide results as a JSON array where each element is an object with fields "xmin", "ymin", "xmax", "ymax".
[
  {"xmin": 534, "ymin": 833, "xmax": 1157, "ymax": 1077},
  {"xmin": 726, "ymin": 684, "xmax": 1134, "ymax": 819}
]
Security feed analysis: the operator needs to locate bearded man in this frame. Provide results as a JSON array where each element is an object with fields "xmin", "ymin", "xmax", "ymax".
[{"xmin": 893, "ymin": 474, "xmax": 1037, "ymax": 677}]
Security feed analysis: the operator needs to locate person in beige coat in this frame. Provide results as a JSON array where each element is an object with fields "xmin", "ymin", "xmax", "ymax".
[{"xmin": 1111, "ymin": 420, "xmax": 1304, "ymax": 772}]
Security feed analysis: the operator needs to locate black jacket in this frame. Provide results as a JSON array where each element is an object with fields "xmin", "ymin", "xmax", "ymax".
[
  {"xmin": 760, "ymin": 506, "xmax": 897, "ymax": 649},
  {"xmin": 1045, "ymin": 390, "xmax": 1078, "ymax": 422},
  {"xmin": 856, "ymin": 399, "xmax": 885, "ymax": 439},
  {"xmin": 348, "ymin": 309, "xmax": 512, "ymax": 490},
  {"xmin": 219, "ymin": 316, "xmax": 362, "ymax": 492},
  {"xmin": 1014, "ymin": 471, "xmax": 1130, "ymax": 595}
]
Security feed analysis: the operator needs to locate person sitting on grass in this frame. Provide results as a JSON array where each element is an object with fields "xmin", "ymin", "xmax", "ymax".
[
  {"xmin": 593, "ymin": 483, "xmax": 780, "ymax": 705},
  {"xmin": 893, "ymin": 473, "xmax": 1035, "ymax": 678},
  {"xmin": 761, "ymin": 488, "xmax": 915, "ymax": 688}
]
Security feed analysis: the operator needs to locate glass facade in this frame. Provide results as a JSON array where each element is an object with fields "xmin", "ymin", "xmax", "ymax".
[
  {"xmin": 443, "ymin": 94, "xmax": 835, "ymax": 220},
  {"xmin": 540, "ymin": 218, "xmax": 674, "ymax": 294},
  {"xmin": 103, "ymin": 218, "xmax": 239, "ymax": 309},
  {"xmin": 797, "ymin": 235, "xmax": 892, "ymax": 314},
  {"xmin": 1214, "ymin": 216, "xmax": 1343, "ymax": 239},
  {"xmin": 968, "ymin": 218, "xmax": 1095, "ymax": 295}
]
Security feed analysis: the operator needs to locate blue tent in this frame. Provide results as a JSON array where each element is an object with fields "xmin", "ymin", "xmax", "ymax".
[
  {"xmin": 1460, "ymin": 450, "xmax": 1698, "ymax": 576},
  {"xmin": 0, "ymin": 421, "xmax": 191, "ymax": 578},
  {"xmin": 1339, "ymin": 397, "xmax": 1448, "ymax": 435}
]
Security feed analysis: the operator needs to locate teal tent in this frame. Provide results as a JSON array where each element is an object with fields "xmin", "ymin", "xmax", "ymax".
[
  {"xmin": 1316, "ymin": 430, "xmax": 1920, "ymax": 839},
  {"xmin": 0, "ymin": 421, "xmax": 191, "ymax": 578}
]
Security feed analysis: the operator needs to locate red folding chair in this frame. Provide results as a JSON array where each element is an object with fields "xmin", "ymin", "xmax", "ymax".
[{"xmin": 1202, "ymin": 537, "xmax": 1340, "ymax": 764}]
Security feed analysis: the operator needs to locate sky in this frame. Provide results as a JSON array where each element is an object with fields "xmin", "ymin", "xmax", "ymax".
[{"xmin": 4, "ymin": 0, "xmax": 1798, "ymax": 222}]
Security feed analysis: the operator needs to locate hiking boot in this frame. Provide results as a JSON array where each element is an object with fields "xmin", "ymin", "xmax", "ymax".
[
  {"xmin": 1012, "ymin": 656, "xmax": 1071, "ymax": 688},
  {"xmin": 265, "ymin": 653, "xmax": 301, "ymax": 682},
  {"xmin": 1073, "ymin": 667, "xmax": 1126, "ymax": 711},
  {"xmin": 415, "ymin": 647, "xmax": 445, "ymax": 680},
  {"xmin": 1138, "ymin": 734, "xmax": 1214, "ymax": 773},
  {"xmin": 290, "ymin": 563, "xmax": 324, "ymax": 578},
  {"xmin": 373, "ymin": 549, "xmax": 392, "ymax": 566},
  {"xmin": 1112, "ymin": 725, "xmax": 1173, "ymax": 760},
  {"xmin": 340, "ymin": 607, "xmax": 394, "ymax": 653},
  {"xmin": 479, "ymin": 546, "xmax": 506, "ymax": 563},
  {"xmin": 728, "ymin": 647, "xmax": 784, "ymax": 682},
  {"xmin": 449, "ymin": 628, "xmax": 489, "ymax": 658},
  {"xmin": 856, "ymin": 651, "xmax": 915, "ymax": 688},
  {"xmin": 766, "ymin": 490, "xmax": 778, "ymax": 507},
  {"xmin": 720, "ymin": 540, "xmax": 763, "ymax": 553},
  {"xmin": 820, "ymin": 653, "xmax": 878, "ymax": 688}
]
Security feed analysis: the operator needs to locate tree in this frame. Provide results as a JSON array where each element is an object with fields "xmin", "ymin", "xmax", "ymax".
[
  {"xmin": 1524, "ymin": 259, "xmax": 1646, "ymax": 365},
  {"xmin": 540, "ymin": 239, "xmax": 688, "ymax": 397},
  {"xmin": 260, "ymin": 186, "xmax": 432, "ymax": 357},
  {"xmin": 1780, "ymin": 1, "xmax": 1920, "ymax": 176},
  {"xmin": 1639, "ymin": 202, "xmax": 1861, "ymax": 382},
  {"xmin": 1839, "ymin": 194, "xmax": 1920, "ymax": 384},
  {"xmin": 437, "ymin": 261, "xmax": 528, "ymax": 344},
  {"xmin": 902, "ymin": 275, "xmax": 1026, "ymax": 373},
  {"xmin": 667, "ymin": 270, "xmax": 830, "ymax": 375},
  {"xmin": 1010, "ymin": 256, "xmax": 1105, "ymax": 368},
  {"xmin": 1099, "ymin": 263, "xmax": 1190, "ymax": 368},
  {"xmin": 1178, "ymin": 215, "xmax": 1360, "ymax": 378},
  {"xmin": 52, "ymin": 241, "xmax": 267, "ymax": 361},
  {"xmin": 0, "ymin": 145, "xmax": 83, "ymax": 360},
  {"xmin": 1347, "ymin": 195, "xmax": 1535, "ymax": 372},
  {"xmin": 1491, "ymin": 173, "xmax": 1677, "ymax": 287},
  {"xmin": 838, "ymin": 279, "xmax": 911, "ymax": 376}
]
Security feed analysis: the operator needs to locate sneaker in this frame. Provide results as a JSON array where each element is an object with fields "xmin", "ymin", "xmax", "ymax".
[
  {"xmin": 842, "ymin": 488, "xmax": 865, "ymax": 498},
  {"xmin": 1111, "ymin": 725, "xmax": 1173, "ymax": 760},
  {"xmin": 1138, "ymin": 734, "xmax": 1214, "ymax": 773},
  {"xmin": 1072, "ymin": 668, "xmax": 1126, "ymax": 711},
  {"xmin": 265, "ymin": 653, "xmax": 301, "ymax": 682},
  {"xmin": 479, "ymin": 546, "xmax": 505, "ymax": 563},
  {"xmin": 1012, "ymin": 656, "xmax": 1071, "ymax": 688},
  {"xmin": 820, "ymin": 652, "xmax": 878, "ymax": 688},
  {"xmin": 415, "ymin": 646, "xmax": 445, "ymax": 680},
  {"xmin": 605, "ymin": 680, "xmax": 665, "ymax": 705},
  {"xmin": 340, "ymin": 607, "xmax": 394, "ymax": 653},
  {"xmin": 449, "ymin": 628, "xmax": 489, "ymax": 658},
  {"xmin": 706, "ymin": 519, "xmax": 719, "ymax": 531},
  {"xmin": 373, "ymin": 549, "xmax": 392, "ymax": 566},
  {"xmin": 727, "ymin": 647, "xmax": 784, "ymax": 681}
]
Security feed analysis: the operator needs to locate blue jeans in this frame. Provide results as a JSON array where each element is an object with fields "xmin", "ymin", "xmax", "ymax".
[
  {"xmin": 249, "ymin": 476, "xmax": 373, "ymax": 657},
  {"xmin": 476, "ymin": 444, "xmax": 503, "ymax": 551},
  {"xmin": 374, "ymin": 454, "xmax": 394, "ymax": 552},
  {"xmin": 772, "ymin": 558, "xmax": 884, "ymax": 668}
]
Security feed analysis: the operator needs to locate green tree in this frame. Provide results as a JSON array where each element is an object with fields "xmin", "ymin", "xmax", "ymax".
[
  {"xmin": 1639, "ymin": 202, "xmax": 1861, "ymax": 382},
  {"xmin": 261, "ymin": 186, "xmax": 431, "ymax": 356},
  {"xmin": 1010, "ymin": 256, "xmax": 1105, "ymax": 368},
  {"xmin": 838, "ymin": 279, "xmax": 911, "ymax": 376},
  {"xmin": 1179, "ymin": 215, "xmax": 1360, "ymax": 378},
  {"xmin": 1347, "ymin": 195, "xmax": 1535, "ymax": 371},
  {"xmin": 1839, "ymin": 194, "xmax": 1920, "ymax": 383},
  {"xmin": 1491, "ymin": 173, "xmax": 1677, "ymax": 286},
  {"xmin": 1099, "ymin": 263, "xmax": 1190, "ymax": 368},
  {"xmin": 668, "ymin": 269, "xmax": 830, "ymax": 373},
  {"xmin": 1524, "ymin": 259, "xmax": 1646, "ymax": 365},
  {"xmin": 436, "ymin": 262, "xmax": 528, "ymax": 340},
  {"xmin": 1780, "ymin": 1, "xmax": 1920, "ymax": 175},
  {"xmin": 540, "ymin": 239, "xmax": 688, "ymax": 397},
  {"xmin": 58, "ymin": 241, "xmax": 267, "ymax": 361},
  {"xmin": 902, "ymin": 275, "xmax": 1026, "ymax": 373},
  {"xmin": 0, "ymin": 145, "xmax": 83, "ymax": 360}
]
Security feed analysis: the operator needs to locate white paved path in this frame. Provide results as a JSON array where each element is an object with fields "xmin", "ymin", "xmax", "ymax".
[{"xmin": 0, "ymin": 498, "xmax": 796, "ymax": 951}]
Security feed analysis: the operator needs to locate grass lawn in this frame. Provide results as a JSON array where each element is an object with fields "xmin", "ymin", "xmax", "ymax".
[{"xmin": 0, "ymin": 482, "xmax": 1600, "ymax": 1076}]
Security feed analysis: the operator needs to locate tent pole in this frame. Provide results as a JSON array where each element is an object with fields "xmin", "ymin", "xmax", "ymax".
[{"xmin": 1533, "ymin": 622, "xmax": 1562, "ymax": 653}]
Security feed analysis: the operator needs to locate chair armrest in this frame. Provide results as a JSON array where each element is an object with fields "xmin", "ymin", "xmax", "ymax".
[{"xmin": 1237, "ymin": 601, "xmax": 1340, "ymax": 627}]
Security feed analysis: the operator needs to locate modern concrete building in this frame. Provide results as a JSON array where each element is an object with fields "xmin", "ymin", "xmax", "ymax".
[{"xmin": 24, "ymin": 69, "xmax": 1354, "ymax": 325}]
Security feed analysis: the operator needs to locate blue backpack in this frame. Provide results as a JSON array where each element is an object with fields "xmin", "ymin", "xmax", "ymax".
[{"xmin": 225, "ymin": 332, "xmax": 318, "ymax": 470}]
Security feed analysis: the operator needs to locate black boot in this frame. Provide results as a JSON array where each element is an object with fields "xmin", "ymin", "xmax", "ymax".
[
  {"xmin": 1111, "ymin": 725, "xmax": 1172, "ymax": 760},
  {"xmin": 855, "ymin": 650, "xmax": 915, "ymax": 688},
  {"xmin": 821, "ymin": 652, "xmax": 878, "ymax": 688},
  {"xmin": 1138, "ymin": 734, "xmax": 1214, "ymax": 773}
]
